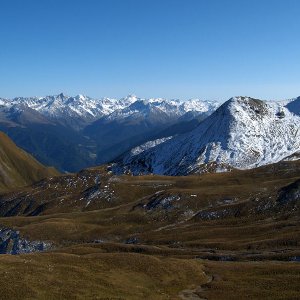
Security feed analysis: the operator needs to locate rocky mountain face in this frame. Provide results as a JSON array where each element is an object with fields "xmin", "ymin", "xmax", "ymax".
[
  {"xmin": 113, "ymin": 96, "xmax": 300, "ymax": 175},
  {"xmin": 0, "ymin": 94, "xmax": 219, "ymax": 172}
]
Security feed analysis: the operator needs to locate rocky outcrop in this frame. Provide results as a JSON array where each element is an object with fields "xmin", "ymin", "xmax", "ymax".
[{"xmin": 0, "ymin": 227, "xmax": 51, "ymax": 254}]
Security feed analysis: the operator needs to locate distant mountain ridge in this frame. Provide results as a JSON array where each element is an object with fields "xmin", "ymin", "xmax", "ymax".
[
  {"xmin": 0, "ymin": 93, "xmax": 219, "ymax": 172},
  {"xmin": 0, "ymin": 93, "xmax": 219, "ymax": 126},
  {"xmin": 3, "ymin": 93, "xmax": 299, "ymax": 176},
  {"xmin": 113, "ymin": 96, "xmax": 300, "ymax": 175}
]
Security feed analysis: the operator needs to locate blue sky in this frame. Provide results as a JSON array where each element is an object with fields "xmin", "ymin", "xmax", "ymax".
[{"xmin": 0, "ymin": 0, "xmax": 299, "ymax": 101}]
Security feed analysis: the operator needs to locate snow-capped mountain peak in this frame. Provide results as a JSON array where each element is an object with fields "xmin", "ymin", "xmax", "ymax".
[
  {"xmin": 0, "ymin": 93, "xmax": 221, "ymax": 130},
  {"xmin": 75, "ymin": 94, "xmax": 87, "ymax": 101},
  {"xmin": 113, "ymin": 96, "xmax": 300, "ymax": 175},
  {"xmin": 118, "ymin": 94, "xmax": 139, "ymax": 106}
]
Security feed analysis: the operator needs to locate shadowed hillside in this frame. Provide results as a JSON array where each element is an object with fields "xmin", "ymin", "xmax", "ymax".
[{"xmin": 0, "ymin": 132, "xmax": 59, "ymax": 192}]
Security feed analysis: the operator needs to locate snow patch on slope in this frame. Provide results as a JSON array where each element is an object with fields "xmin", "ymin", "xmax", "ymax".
[
  {"xmin": 129, "ymin": 137, "xmax": 173, "ymax": 156},
  {"xmin": 113, "ymin": 97, "xmax": 300, "ymax": 175}
]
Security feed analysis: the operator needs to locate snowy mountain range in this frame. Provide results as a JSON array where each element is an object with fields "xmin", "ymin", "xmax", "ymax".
[
  {"xmin": 0, "ymin": 93, "xmax": 219, "ymax": 172},
  {"xmin": 1, "ymin": 93, "xmax": 299, "ymax": 175},
  {"xmin": 113, "ymin": 96, "xmax": 300, "ymax": 175},
  {"xmin": 0, "ymin": 93, "xmax": 219, "ymax": 126}
]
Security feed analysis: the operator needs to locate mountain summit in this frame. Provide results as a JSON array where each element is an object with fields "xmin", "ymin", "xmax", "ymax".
[{"xmin": 113, "ymin": 96, "xmax": 300, "ymax": 175}]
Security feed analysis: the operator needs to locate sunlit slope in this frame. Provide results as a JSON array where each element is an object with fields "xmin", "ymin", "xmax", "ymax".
[{"xmin": 0, "ymin": 132, "xmax": 59, "ymax": 192}]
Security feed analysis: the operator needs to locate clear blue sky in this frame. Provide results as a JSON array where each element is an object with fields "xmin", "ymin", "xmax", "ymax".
[{"xmin": 0, "ymin": 0, "xmax": 299, "ymax": 101}]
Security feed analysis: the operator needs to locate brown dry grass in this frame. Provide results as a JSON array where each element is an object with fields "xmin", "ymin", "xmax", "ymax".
[
  {"xmin": 0, "ymin": 132, "xmax": 59, "ymax": 192},
  {"xmin": 200, "ymin": 261, "xmax": 300, "ymax": 300},
  {"xmin": 0, "ymin": 161, "xmax": 299, "ymax": 299},
  {"xmin": 0, "ymin": 246, "xmax": 207, "ymax": 300}
]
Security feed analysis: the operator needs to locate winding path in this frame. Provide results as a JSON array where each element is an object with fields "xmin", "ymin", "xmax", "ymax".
[{"xmin": 178, "ymin": 273, "xmax": 213, "ymax": 300}]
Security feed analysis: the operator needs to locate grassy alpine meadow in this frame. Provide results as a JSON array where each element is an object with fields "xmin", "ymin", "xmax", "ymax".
[
  {"xmin": 0, "ymin": 246, "xmax": 207, "ymax": 300},
  {"xmin": 0, "ymin": 161, "xmax": 299, "ymax": 299}
]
